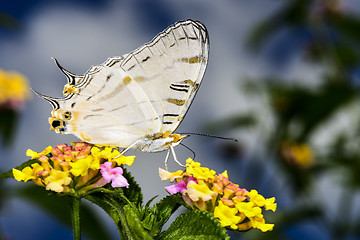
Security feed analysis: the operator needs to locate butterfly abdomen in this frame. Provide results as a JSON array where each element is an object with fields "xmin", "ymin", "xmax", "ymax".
[{"xmin": 137, "ymin": 132, "xmax": 188, "ymax": 152}]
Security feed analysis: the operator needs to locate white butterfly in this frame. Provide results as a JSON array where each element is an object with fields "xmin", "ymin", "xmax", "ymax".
[{"xmin": 35, "ymin": 19, "xmax": 209, "ymax": 167}]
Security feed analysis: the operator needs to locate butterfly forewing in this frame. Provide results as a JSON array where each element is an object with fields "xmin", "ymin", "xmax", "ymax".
[{"xmin": 120, "ymin": 20, "xmax": 209, "ymax": 133}]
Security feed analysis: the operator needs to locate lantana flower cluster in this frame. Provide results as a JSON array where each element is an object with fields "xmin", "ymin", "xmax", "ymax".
[
  {"xmin": 160, "ymin": 159, "xmax": 277, "ymax": 232},
  {"xmin": 12, "ymin": 142, "xmax": 135, "ymax": 194},
  {"xmin": 0, "ymin": 69, "xmax": 30, "ymax": 110}
]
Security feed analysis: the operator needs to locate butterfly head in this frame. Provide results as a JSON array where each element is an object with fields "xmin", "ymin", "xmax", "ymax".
[
  {"xmin": 48, "ymin": 109, "xmax": 74, "ymax": 133},
  {"xmin": 49, "ymin": 117, "xmax": 66, "ymax": 133}
]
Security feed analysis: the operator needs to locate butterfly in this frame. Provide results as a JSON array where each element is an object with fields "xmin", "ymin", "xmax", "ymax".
[{"xmin": 35, "ymin": 19, "xmax": 209, "ymax": 167}]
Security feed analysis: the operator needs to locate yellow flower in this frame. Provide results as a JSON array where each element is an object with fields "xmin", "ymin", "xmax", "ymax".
[
  {"xmin": 12, "ymin": 163, "xmax": 43, "ymax": 182},
  {"xmin": 159, "ymin": 168, "xmax": 184, "ymax": 181},
  {"xmin": 220, "ymin": 170, "xmax": 228, "ymax": 178},
  {"xmin": 69, "ymin": 156, "xmax": 93, "ymax": 176},
  {"xmin": 250, "ymin": 215, "xmax": 274, "ymax": 232},
  {"xmin": 0, "ymin": 69, "xmax": 30, "ymax": 109},
  {"xmin": 112, "ymin": 155, "xmax": 135, "ymax": 166},
  {"xmin": 281, "ymin": 142, "xmax": 314, "ymax": 167},
  {"xmin": 91, "ymin": 146, "xmax": 135, "ymax": 166},
  {"xmin": 15, "ymin": 142, "xmax": 134, "ymax": 194},
  {"xmin": 26, "ymin": 146, "xmax": 53, "ymax": 160},
  {"xmin": 235, "ymin": 201, "xmax": 262, "ymax": 218},
  {"xmin": 237, "ymin": 221, "xmax": 252, "ymax": 231},
  {"xmin": 185, "ymin": 180, "xmax": 217, "ymax": 202},
  {"xmin": 214, "ymin": 201, "xmax": 241, "ymax": 229},
  {"xmin": 235, "ymin": 200, "xmax": 275, "ymax": 232},
  {"xmin": 44, "ymin": 169, "xmax": 72, "ymax": 193},
  {"xmin": 161, "ymin": 159, "xmax": 277, "ymax": 232},
  {"xmin": 246, "ymin": 190, "xmax": 277, "ymax": 212},
  {"xmin": 185, "ymin": 159, "xmax": 216, "ymax": 180},
  {"xmin": 291, "ymin": 143, "xmax": 314, "ymax": 166},
  {"xmin": 263, "ymin": 197, "xmax": 277, "ymax": 212}
]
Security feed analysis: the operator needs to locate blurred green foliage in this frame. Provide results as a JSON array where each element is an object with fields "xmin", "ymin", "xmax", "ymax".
[
  {"xmin": 0, "ymin": 12, "xmax": 19, "ymax": 31},
  {"xmin": 211, "ymin": 0, "xmax": 360, "ymax": 239},
  {"xmin": 0, "ymin": 109, "xmax": 18, "ymax": 146}
]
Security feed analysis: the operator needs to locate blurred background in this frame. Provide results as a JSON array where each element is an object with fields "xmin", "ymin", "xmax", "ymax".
[{"xmin": 1, "ymin": 0, "xmax": 360, "ymax": 239}]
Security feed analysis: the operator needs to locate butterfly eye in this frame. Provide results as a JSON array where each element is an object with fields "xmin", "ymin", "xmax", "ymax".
[{"xmin": 63, "ymin": 111, "xmax": 72, "ymax": 120}]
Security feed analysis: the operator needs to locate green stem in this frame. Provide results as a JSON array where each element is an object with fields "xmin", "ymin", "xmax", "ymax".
[{"xmin": 71, "ymin": 197, "xmax": 81, "ymax": 240}]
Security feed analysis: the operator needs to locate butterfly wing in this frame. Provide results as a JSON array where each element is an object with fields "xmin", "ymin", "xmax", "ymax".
[
  {"xmin": 39, "ymin": 20, "xmax": 209, "ymax": 149},
  {"xmin": 120, "ymin": 19, "xmax": 209, "ymax": 133}
]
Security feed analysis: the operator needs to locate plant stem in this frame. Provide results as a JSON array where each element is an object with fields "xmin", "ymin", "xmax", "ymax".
[{"xmin": 71, "ymin": 197, "xmax": 81, "ymax": 240}]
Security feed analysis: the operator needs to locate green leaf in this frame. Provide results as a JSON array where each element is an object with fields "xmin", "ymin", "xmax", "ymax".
[
  {"xmin": 123, "ymin": 204, "xmax": 154, "ymax": 240},
  {"xmin": 85, "ymin": 188, "xmax": 153, "ymax": 240},
  {"xmin": 122, "ymin": 167, "xmax": 143, "ymax": 206},
  {"xmin": 157, "ymin": 210, "xmax": 229, "ymax": 240},
  {"xmin": 16, "ymin": 185, "xmax": 112, "ymax": 240},
  {"xmin": 142, "ymin": 194, "xmax": 182, "ymax": 237}
]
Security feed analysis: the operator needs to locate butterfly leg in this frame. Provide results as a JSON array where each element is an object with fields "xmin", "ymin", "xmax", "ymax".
[
  {"xmin": 170, "ymin": 146, "xmax": 186, "ymax": 168},
  {"xmin": 115, "ymin": 140, "xmax": 141, "ymax": 158},
  {"xmin": 164, "ymin": 149, "xmax": 171, "ymax": 171}
]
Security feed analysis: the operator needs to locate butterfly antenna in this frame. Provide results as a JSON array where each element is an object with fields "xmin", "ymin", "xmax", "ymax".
[
  {"xmin": 180, "ymin": 143, "xmax": 196, "ymax": 160},
  {"xmin": 181, "ymin": 132, "xmax": 238, "ymax": 142}
]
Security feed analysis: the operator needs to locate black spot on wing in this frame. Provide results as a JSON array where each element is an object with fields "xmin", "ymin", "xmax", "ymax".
[
  {"xmin": 106, "ymin": 74, "xmax": 112, "ymax": 82},
  {"xmin": 126, "ymin": 64, "xmax": 136, "ymax": 71},
  {"xmin": 142, "ymin": 56, "xmax": 150, "ymax": 62},
  {"xmin": 164, "ymin": 113, "xmax": 179, "ymax": 117},
  {"xmin": 169, "ymin": 83, "xmax": 190, "ymax": 93},
  {"xmin": 170, "ymin": 86, "xmax": 188, "ymax": 93}
]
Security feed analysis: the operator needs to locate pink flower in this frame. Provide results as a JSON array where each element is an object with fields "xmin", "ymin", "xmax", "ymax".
[
  {"xmin": 165, "ymin": 177, "xmax": 197, "ymax": 194},
  {"xmin": 100, "ymin": 162, "xmax": 129, "ymax": 188},
  {"xmin": 165, "ymin": 180, "xmax": 187, "ymax": 194}
]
